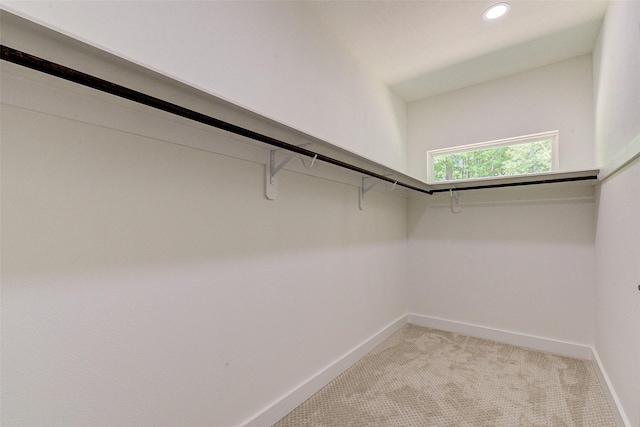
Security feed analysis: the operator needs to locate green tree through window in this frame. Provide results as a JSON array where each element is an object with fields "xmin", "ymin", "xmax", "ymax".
[{"xmin": 432, "ymin": 140, "xmax": 552, "ymax": 182}]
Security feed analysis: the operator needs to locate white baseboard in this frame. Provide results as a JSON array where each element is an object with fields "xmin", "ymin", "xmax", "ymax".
[
  {"xmin": 242, "ymin": 315, "xmax": 408, "ymax": 427},
  {"xmin": 591, "ymin": 348, "xmax": 632, "ymax": 427},
  {"xmin": 407, "ymin": 313, "xmax": 593, "ymax": 360}
]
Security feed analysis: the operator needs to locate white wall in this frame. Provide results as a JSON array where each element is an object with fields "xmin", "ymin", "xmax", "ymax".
[
  {"xmin": 407, "ymin": 186, "xmax": 597, "ymax": 347},
  {"xmin": 594, "ymin": 160, "xmax": 640, "ymax": 427},
  {"xmin": 405, "ymin": 55, "xmax": 600, "ymax": 351},
  {"xmin": 0, "ymin": 2, "xmax": 407, "ymax": 172},
  {"xmin": 407, "ymin": 55, "xmax": 595, "ymax": 181},
  {"xmin": 593, "ymin": 0, "xmax": 640, "ymax": 169},
  {"xmin": 592, "ymin": 2, "xmax": 640, "ymax": 425},
  {"xmin": 0, "ymin": 99, "xmax": 408, "ymax": 426}
]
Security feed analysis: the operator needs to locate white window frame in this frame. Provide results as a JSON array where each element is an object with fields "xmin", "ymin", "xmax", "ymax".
[{"xmin": 426, "ymin": 130, "xmax": 559, "ymax": 183}]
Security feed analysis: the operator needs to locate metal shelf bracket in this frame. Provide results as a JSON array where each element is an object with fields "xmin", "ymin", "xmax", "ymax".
[
  {"xmin": 359, "ymin": 176, "xmax": 397, "ymax": 210},
  {"xmin": 450, "ymin": 189, "xmax": 462, "ymax": 213},
  {"xmin": 266, "ymin": 144, "xmax": 316, "ymax": 200}
]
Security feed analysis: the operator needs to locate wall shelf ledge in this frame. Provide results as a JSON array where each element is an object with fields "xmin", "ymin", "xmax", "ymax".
[{"xmin": 427, "ymin": 169, "xmax": 600, "ymax": 193}]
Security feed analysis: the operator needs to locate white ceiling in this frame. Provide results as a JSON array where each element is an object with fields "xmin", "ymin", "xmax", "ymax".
[{"xmin": 304, "ymin": 0, "xmax": 609, "ymax": 102}]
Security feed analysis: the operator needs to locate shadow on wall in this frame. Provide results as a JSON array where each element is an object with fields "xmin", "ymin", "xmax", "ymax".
[
  {"xmin": 1, "ymin": 105, "xmax": 408, "ymax": 280},
  {"xmin": 393, "ymin": 20, "xmax": 603, "ymax": 101},
  {"xmin": 407, "ymin": 185, "xmax": 596, "ymax": 245}
]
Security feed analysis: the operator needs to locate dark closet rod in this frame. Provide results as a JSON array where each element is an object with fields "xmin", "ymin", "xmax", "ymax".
[
  {"xmin": 1, "ymin": 45, "xmax": 432, "ymax": 195},
  {"xmin": 430, "ymin": 175, "xmax": 598, "ymax": 193},
  {"xmin": 2, "ymin": 45, "xmax": 598, "ymax": 195}
]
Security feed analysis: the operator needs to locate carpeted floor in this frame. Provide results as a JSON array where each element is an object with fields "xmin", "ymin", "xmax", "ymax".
[{"xmin": 274, "ymin": 324, "xmax": 617, "ymax": 426}]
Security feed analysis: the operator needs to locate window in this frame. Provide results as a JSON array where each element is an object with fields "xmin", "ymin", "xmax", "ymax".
[{"xmin": 426, "ymin": 131, "xmax": 558, "ymax": 183}]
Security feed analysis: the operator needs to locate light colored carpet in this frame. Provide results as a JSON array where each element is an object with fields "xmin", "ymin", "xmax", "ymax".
[{"xmin": 274, "ymin": 324, "xmax": 616, "ymax": 426}]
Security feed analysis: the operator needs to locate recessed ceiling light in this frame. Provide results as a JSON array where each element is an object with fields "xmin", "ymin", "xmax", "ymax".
[{"xmin": 483, "ymin": 3, "xmax": 510, "ymax": 21}]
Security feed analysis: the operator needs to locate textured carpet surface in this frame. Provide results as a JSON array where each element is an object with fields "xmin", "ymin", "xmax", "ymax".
[{"xmin": 274, "ymin": 324, "xmax": 616, "ymax": 427}]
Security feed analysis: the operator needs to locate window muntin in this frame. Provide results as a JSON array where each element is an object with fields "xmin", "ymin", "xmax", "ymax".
[{"xmin": 427, "ymin": 131, "xmax": 559, "ymax": 183}]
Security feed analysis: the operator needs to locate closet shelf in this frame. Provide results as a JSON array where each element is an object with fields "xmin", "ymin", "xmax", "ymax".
[
  {"xmin": 0, "ymin": 33, "xmax": 600, "ymax": 197},
  {"xmin": 427, "ymin": 169, "xmax": 600, "ymax": 193}
]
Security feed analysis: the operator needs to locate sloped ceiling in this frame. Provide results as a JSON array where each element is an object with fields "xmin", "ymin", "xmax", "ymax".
[{"xmin": 305, "ymin": 0, "xmax": 609, "ymax": 101}]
